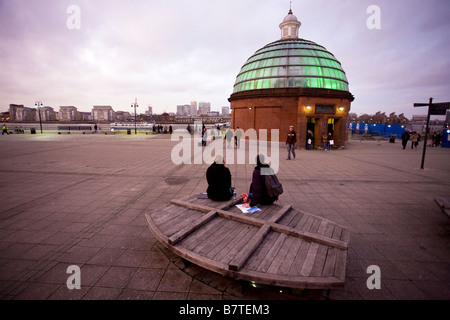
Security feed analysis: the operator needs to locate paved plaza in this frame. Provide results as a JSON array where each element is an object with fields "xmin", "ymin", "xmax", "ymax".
[{"xmin": 0, "ymin": 132, "xmax": 449, "ymax": 301}]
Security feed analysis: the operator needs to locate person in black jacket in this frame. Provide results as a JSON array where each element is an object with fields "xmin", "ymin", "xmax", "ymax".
[
  {"xmin": 244, "ymin": 154, "xmax": 277, "ymax": 208},
  {"xmin": 206, "ymin": 155, "xmax": 233, "ymax": 201}
]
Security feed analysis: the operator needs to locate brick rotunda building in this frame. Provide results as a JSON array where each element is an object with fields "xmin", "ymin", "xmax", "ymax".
[{"xmin": 228, "ymin": 8, "xmax": 354, "ymax": 148}]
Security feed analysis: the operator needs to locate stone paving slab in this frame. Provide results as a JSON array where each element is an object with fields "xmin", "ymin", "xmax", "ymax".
[{"xmin": 0, "ymin": 133, "xmax": 449, "ymax": 301}]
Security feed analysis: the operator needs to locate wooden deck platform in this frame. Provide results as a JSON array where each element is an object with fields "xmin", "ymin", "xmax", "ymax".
[{"xmin": 145, "ymin": 195, "xmax": 350, "ymax": 289}]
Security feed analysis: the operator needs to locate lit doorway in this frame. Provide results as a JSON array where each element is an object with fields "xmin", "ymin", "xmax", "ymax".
[{"xmin": 307, "ymin": 118, "xmax": 315, "ymax": 149}]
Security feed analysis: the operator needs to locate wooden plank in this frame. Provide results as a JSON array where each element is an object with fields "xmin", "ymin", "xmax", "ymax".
[
  {"xmin": 145, "ymin": 213, "xmax": 169, "ymax": 243},
  {"xmin": 287, "ymin": 238, "xmax": 311, "ymax": 276},
  {"xmin": 229, "ymin": 224, "xmax": 271, "ymax": 271},
  {"xmin": 256, "ymin": 233, "xmax": 287, "ymax": 273},
  {"xmin": 270, "ymin": 224, "xmax": 347, "ymax": 250},
  {"xmin": 284, "ymin": 210, "xmax": 303, "ymax": 228},
  {"xmin": 238, "ymin": 269, "xmax": 344, "ymax": 289},
  {"xmin": 160, "ymin": 210, "xmax": 205, "ymax": 237},
  {"xmin": 279, "ymin": 218, "xmax": 325, "ymax": 276},
  {"xmin": 265, "ymin": 208, "xmax": 306, "ymax": 275},
  {"xmin": 277, "ymin": 237, "xmax": 304, "ymax": 275},
  {"xmin": 200, "ymin": 220, "xmax": 249, "ymax": 257},
  {"xmin": 292, "ymin": 211, "xmax": 311, "ymax": 230},
  {"xmin": 299, "ymin": 220, "xmax": 330, "ymax": 276},
  {"xmin": 340, "ymin": 228, "xmax": 351, "ymax": 244},
  {"xmin": 168, "ymin": 210, "xmax": 217, "ymax": 245},
  {"xmin": 243, "ymin": 231, "xmax": 282, "ymax": 271},
  {"xmin": 247, "ymin": 204, "xmax": 279, "ymax": 221},
  {"xmin": 322, "ymin": 247, "xmax": 338, "ymax": 277},
  {"xmin": 216, "ymin": 225, "xmax": 257, "ymax": 265},
  {"xmin": 227, "ymin": 205, "xmax": 292, "ymax": 271},
  {"xmin": 152, "ymin": 206, "xmax": 189, "ymax": 225},
  {"xmin": 268, "ymin": 204, "xmax": 292, "ymax": 223},
  {"xmin": 266, "ymin": 233, "xmax": 297, "ymax": 275},
  {"xmin": 334, "ymin": 249, "xmax": 348, "ymax": 281},
  {"xmin": 205, "ymin": 220, "xmax": 246, "ymax": 259},
  {"xmin": 310, "ymin": 223, "xmax": 336, "ymax": 277},
  {"xmin": 182, "ymin": 216, "xmax": 231, "ymax": 251},
  {"xmin": 170, "ymin": 199, "xmax": 213, "ymax": 213},
  {"xmin": 219, "ymin": 197, "xmax": 245, "ymax": 210}
]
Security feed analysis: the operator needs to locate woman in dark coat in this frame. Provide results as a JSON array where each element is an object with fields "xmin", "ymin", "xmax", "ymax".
[
  {"xmin": 245, "ymin": 154, "xmax": 277, "ymax": 208},
  {"xmin": 206, "ymin": 155, "xmax": 233, "ymax": 201}
]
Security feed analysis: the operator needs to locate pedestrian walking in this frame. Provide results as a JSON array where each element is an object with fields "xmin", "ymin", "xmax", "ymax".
[
  {"xmin": 235, "ymin": 127, "xmax": 243, "ymax": 148},
  {"xmin": 322, "ymin": 132, "xmax": 328, "ymax": 150},
  {"xmin": 410, "ymin": 131, "xmax": 419, "ymax": 149},
  {"xmin": 2, "ymin": 124, "xmax": 9, "ymax": 135},
  {"xmin": 225, "ymin": 129, "xmax": 233, "ymax": 149},
  {"xmin": 401, "ymin": 130, "xmax": 410, "ymax": 149},
  {"xmin": 286, "ymin": 125, "xmax": 296, "ymax": 160}
]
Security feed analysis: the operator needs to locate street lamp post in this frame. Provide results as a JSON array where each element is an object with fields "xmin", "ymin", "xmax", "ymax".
[
  {"xmin": 35, "ymin": 101, "xmax": 43, "ymax": 134},
  {"xmin": 131, "ymin": 98, "xmax": 139, "ymax": 134}
]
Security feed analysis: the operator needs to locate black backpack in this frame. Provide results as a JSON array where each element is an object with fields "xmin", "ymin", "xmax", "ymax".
[{"xmin": 262, "ymin": 168, "xmax": 283, "ymax": 198}]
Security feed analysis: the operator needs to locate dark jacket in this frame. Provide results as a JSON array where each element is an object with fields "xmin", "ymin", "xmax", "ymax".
[
  {"xmin": 249, "ymin": 164, "xmax": 277, "ymax": 207},
  {"xmin": 286, "ymin": 130, "xmax": 297, "ymax": 145},
  {"xmin": 206, "ymin": 163, "xmax": 232, "ymax": 201}
]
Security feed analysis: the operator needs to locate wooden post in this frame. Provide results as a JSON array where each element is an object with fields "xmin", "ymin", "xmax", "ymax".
[{"xmin": 420, "ymin": 97, "xmax": 432, "ymax": 169}]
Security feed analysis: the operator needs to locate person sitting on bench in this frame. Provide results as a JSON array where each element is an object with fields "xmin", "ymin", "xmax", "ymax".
[{"xmin": 206, "ymin": 155, "xmax": 233, "ymax": 201}]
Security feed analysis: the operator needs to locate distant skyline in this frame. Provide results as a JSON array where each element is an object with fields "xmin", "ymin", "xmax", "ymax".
[{"xmin": 1, "ymin": 0, "xmax": 449, "ymax": 118}]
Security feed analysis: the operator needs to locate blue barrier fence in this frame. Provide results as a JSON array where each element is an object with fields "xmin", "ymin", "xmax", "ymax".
[{"xmin": 348, "ymin": 123, "xmax": 409, "ymax": 138}]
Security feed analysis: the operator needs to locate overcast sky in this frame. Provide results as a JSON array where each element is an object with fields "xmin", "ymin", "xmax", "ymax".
[{"xmin": 0, "ymin": 0, "xmax": 449, "ymax": 118}]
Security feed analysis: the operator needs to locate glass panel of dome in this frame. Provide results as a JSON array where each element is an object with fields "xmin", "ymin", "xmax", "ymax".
[
  {"xmin": 279, "ymin": 57, "xmax": 288, "ymax": 65},
  {"xmin": 334, "ymin": 70, "xmax": 344, "ymax": 80},
  {"xmin": 290, "ymin": 56, "xmax": 301, "ymax": 65},
  {"xmin": 288, "ymin": 66, "xmax": 301, "ymax": 75},
  {"xmin": 317, "ymin": 78, "xmax": 324, "ymax": 88},
  {"xmin": 263, "ymin": 68, "xmax": 272, "ymax": 77},
  {"xmin": 256, "ymin": 69, "xmax": 265, "ymax": 77},
  {"xmin": 288, "ymin": 78, "xmax": 295, "ymax": 87},
  {"xmin": 262, "ymin": 79, "xmax": 271, "ymax": 89},
  {"xmin": 322, "ymin": 68, "xmax": 331, "ymax": 77},
  {"xmin": 245, "ymin": 81, "xmax": 254, "ymax": 91}
]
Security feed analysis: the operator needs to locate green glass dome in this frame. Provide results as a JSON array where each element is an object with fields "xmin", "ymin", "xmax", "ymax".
[{"xmin": 232, "ymin": 38, "xmax": 349, "ymax": 94}]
